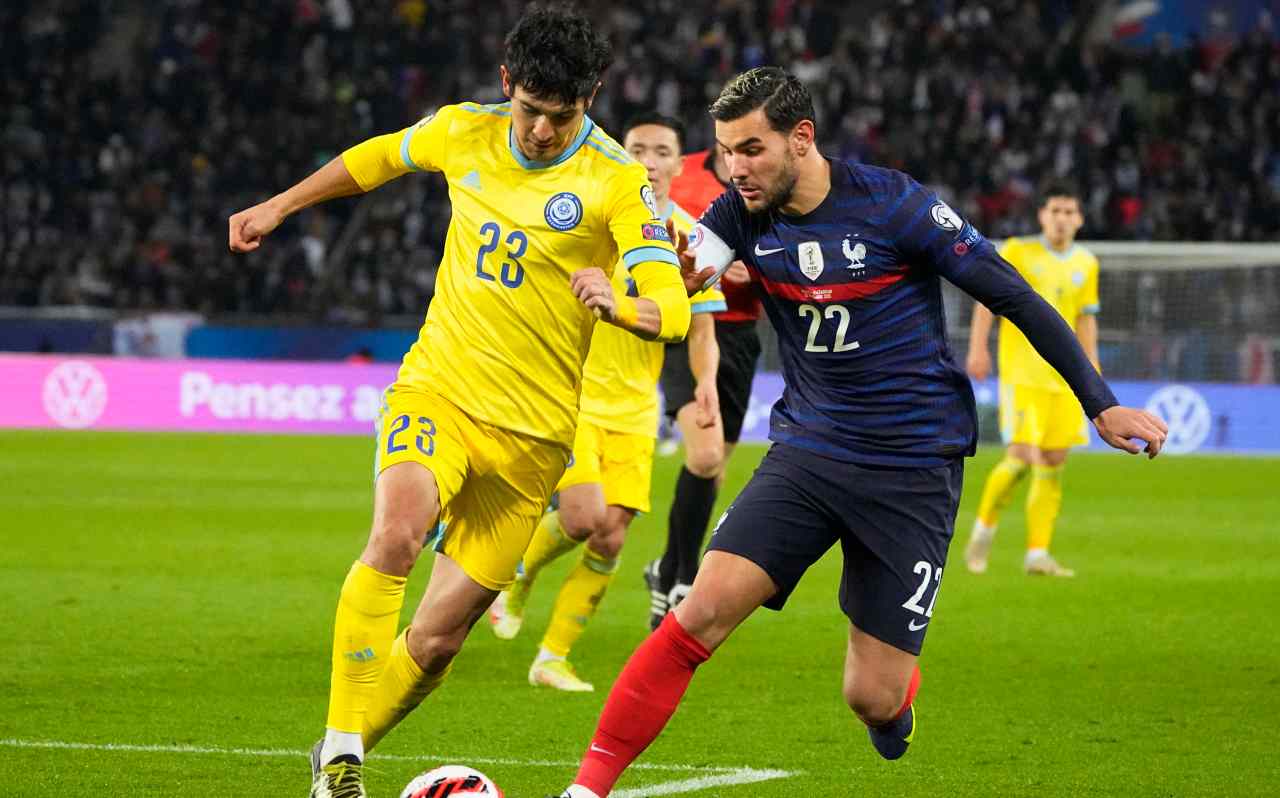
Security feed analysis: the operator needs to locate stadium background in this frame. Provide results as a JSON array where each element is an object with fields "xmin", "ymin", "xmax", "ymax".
[{"xmin": 3, "ymin": 2, "xmax": 1280, "ymax": 796}]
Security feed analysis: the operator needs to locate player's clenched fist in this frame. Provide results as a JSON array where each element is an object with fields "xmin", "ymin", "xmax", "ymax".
[
  {"xmin": 228, "ymin": 200, "xmax": 285, "ymax": 252},
  {"xmin": 571, "ymin": 268, "xmax": 618, "ymax": 321}
]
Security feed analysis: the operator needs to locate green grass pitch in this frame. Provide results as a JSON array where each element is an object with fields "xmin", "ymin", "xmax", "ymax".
[{"xmin": 3, "ymin": 430, "xmax": 1277, "ymax": 797}]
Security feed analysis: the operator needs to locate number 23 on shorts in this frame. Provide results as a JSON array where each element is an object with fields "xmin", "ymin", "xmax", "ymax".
[{"xmin": 386, "ymin": 414, "xmax": 437, "ymax": 457}]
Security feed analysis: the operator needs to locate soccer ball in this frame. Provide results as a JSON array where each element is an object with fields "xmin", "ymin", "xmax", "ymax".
[{"xmin": 399, "ymin": 765, "xmax": 504, "ymax": 798}]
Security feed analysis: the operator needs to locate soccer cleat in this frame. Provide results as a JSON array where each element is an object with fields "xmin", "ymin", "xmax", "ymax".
[
  {"xmin": 644, "ymin": 559, "xmax": 669, "ymax": 631},
  {"xmin": 528, "ymin": 658, "xmax": 595, "ymax": 692},
  {"xmin": 964, "ymin": 522, "xmax": 996, "ymax": 574},
  {"xmin": 489, "ymin": 585, "xmax": 526, "ymax": 640},
  {"xmin": 866, "ymin": 704, "xmax": 915, "ymax": 761},
  {"xmin": 309, "ymin": 740, "xmax": 367, "ymax": 798},
  {"xmin": 1025, "ymin": 552, "xmax": 1075, "ymax": 577}
]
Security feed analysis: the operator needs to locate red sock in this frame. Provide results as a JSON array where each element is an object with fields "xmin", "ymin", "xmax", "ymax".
[
  {"xmin": 898, "ymin": 665, "xmax": 921, "ymax": 718},
  {"xmin": 574, "ymin": 613, "xmax": 711, "ymax": 796}
]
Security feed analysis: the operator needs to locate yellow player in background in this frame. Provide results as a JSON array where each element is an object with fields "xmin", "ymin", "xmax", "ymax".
[
  {"xmin": 228, "ymin": 9, "xmax": 694, "ymax": 797},
  {"xmin": 488, "ymin": 113, "xmax": 726, "ymax": 692},
  {"xmin": 963, "ymin": 183, "xmax": 1100, "ymax": 577}
]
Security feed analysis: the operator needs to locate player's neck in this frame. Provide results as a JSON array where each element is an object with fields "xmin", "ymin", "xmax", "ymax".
[
  {"xmin": 779, "ymin": 152, "xmax": 831, "ymax": 217},
  {"xmin": 655, "ymin": 193, "xmax": 672, "ymax": 219},
  {"xmin": 1042, "ymin": 235, "xmax": 1074, "ymax": 254}
]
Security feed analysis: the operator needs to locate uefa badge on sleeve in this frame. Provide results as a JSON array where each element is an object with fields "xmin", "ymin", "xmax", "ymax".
[
  {"xmin": 640, "ymin": 185, "xmax": 660, "ymax": 218},
  {"xmin": 544, "ymin": 192, "xmax": 583, "ymax": 232}
]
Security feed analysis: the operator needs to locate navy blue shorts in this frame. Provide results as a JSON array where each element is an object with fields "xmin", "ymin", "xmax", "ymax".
[{"xmin": 706, "ymin": 443, "xmax": 963, "ymax": 655}]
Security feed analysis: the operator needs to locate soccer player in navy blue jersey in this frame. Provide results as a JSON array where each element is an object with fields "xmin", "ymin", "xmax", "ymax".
[{"xmin": 552, "ymin": 68, "xmax": 1168, "ymax": 798}]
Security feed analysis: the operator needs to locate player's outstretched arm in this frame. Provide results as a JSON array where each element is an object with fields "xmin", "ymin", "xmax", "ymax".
[
  {"xmin": 944, "ymin": 246, "xmax": 1168, "ymax": 457},
  {"xmin": 228, "ymin": 156, "xmax": 363, "ymax": 252}
]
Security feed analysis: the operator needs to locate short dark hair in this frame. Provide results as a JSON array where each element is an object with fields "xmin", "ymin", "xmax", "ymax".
[
  {"xmin": 709, "ymin": 67, "xmax": 816, "ymax": 136},
  {"xmin": 504, "ymin": 4, "xmax": 613, "ymax": 106},
  {"xmin": 622, "ymin": 111, "xmax": 686, "ymax": 150},
  {"xmin": 1040, "ymin": 181, "xmax": 1081, "ymax": 207}
]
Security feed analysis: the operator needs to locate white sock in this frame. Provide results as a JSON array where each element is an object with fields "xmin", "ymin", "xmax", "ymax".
[
  {"xmin": 320, "ymin": 728, "xmax": 363, "ymax": 764},
  {"xmin": 972, "ymin": 519, "xmax": 996, "ymax": 538},
  {"xmin": 564, "ymin": 786, "xmax": 602, "ymax": 798},
  {"xmin": 535, "ymin": 646, "xmax": 564, "ymax": 665},
  {"xmin": 1025, "ymin": 547, "xmax": 1048, "ymax": 564}
]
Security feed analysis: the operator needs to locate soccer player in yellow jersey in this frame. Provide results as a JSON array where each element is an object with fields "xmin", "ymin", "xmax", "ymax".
[
  {"xmin": 486, "ymin": 113, "xmax": 726, "ymax": 692},
  {"xmin": 963, "ymin": 184, "xmax": 1101, "ymax": 577},
  {"xmin": 227, "ymin": 9, "xmax": 695, "ymax": 797}
]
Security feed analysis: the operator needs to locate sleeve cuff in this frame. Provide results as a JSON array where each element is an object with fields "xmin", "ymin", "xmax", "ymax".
[{"xmin": 623, "ymin": 246, "xmax": 680, "ymax": 270}]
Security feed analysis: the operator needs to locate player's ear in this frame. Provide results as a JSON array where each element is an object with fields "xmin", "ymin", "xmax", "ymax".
[
  {"xmin": 499, "ymin": 65, "xmax": 512, "ymax": 99},
  {"xmin": 791, "ymin": 119, "xmax": 815, "ymax": 156}
]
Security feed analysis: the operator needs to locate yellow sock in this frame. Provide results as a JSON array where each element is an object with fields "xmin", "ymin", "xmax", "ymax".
[
  {"xmin": 1026, "ymin": 464, "xmax": 1065, "ymax": 551},
  {"xmin": 362, "ymin": 627, "xmax": 451, "ymax": 751},
  {"xmin": 541, "ymin": 544, "xmax": 618, "ymax": 658},
  {"xmin": 325, "ymin": 561, "xmax": 407, "ymax": 734},
  {"xmin": 518, "ymin": 510, "xmax": 581, "ymax": 591},
  {"xmin": 975, "ymin": 456, "xmax": 1030, "ymax": 528}
]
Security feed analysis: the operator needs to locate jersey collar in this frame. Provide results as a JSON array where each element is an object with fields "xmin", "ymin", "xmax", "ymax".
[
  {"xmin": 508, "ymin": 115, "xmax": 595, "ymax": 170},
  {"xmin": 1037, "ymin": 236, "xmax": 1078, "ymax": 261}
]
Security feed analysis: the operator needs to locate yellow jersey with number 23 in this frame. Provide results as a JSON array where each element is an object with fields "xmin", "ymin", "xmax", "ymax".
[{"xmin": 342, "ymin": 101, "xmax": 684, "ymax": 447}]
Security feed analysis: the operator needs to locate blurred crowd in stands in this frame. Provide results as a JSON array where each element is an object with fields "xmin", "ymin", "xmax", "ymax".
[{"xmin": 2, "ymin": 0, "xmax": 1278, "ymax": 325}]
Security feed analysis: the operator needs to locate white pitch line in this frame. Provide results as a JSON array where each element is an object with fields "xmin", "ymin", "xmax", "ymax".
[
  {"xmin": 613, "ymin": 767, "xmax": 796, "ymax": 798},
  {"xmin": 0, "ymin": 738, "xmax": 801, "ymax": 794}
]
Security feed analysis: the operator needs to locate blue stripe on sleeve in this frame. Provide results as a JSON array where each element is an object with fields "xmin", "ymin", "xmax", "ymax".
[
  {"xmin": 1081, "ymin": 303, "xmax": 1100, "ymax": 314},
  {"xmin": 623, "ymin": 246, "xmax": 680, "ymax": 269},
  {"xmin": 691, "ymin": 300, "xmax": 727, "ymax": 314},
  {"xmin": 399, "ymin": 129, "xmax": 422, "ymax": 172}
]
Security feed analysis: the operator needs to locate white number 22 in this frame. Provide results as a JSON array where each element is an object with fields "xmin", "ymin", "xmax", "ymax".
[
  {"xmin": 798, "ymin": 303, "xmax": 860, "ymax": 353},
  {"xmin": 902, "ymin": 561, "xmax": 942, "ymax": 618}
]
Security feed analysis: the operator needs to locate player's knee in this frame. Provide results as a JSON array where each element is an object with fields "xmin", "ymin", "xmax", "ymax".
[
  {"xmin": 685, "ymin": 443, "xmax": 725, "ymax": 479},
  {"xmin": 843, "ymin": 679, "xmax": 904, "ymax": 727},
  {"xmin": 405, "ymin": 625, "xmax": 465, "ymax": 675},
  {"xmin": 366, "ymin": 516, "xmax": 425, "ymax": 572},
  {"xmin": 670, "ymin": 592, "xmax": 733, "ymax": 651},
  {"xmin": 559, "ymin": 507, "xmax": 600, "ymax": 543}
]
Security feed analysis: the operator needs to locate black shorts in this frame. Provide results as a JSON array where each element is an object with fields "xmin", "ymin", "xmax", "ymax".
[
  {"xmin": 659, "ymin": 319, "xmax": 761, "ymax": 444},
  {"xmin": 705, "ymin": 443, "xmax": 964, "ymax": 655}
]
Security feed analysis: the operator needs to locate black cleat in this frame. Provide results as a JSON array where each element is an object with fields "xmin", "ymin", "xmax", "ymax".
[
  {"xmin": 644, "ymin": 559, "xmax": 669, "ymax": 631},
  {"xmin": 866, "ymin": 705, "xmax": 915, "ymax": 761}
]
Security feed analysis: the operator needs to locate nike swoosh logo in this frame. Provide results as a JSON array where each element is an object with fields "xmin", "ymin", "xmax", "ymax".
[
  {"xmin": 908, "ymin": 619, "xmax": 929, "ymax": 631},
  {"xmin": 754, "ymin": 244, "xmax": 784, "ymax": 256},
  {"xmin": 589, "ymin": 743, "xmax": 616, "ymax": 757}
]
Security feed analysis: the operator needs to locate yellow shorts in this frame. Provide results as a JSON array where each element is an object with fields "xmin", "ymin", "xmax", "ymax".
[
  {"xmin": 999, "ymin": 383, "xmax": 1089, "ymax": 450},
  {"xmin": 374, "ymin": 384, "xmax": 568, "ymax": 591},
  {"xmin": 556, "ymin": 419, "xmax": 655, "ymax": 513}
]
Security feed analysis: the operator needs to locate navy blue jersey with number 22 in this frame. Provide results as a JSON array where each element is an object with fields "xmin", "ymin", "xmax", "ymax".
[{"xmin": 697, "ymin": 159, "xmax": 1116, "ymax": 467}]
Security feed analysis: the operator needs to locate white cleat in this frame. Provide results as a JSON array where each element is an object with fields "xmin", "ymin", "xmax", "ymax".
[
  {"xmin": 529, "ymin": 658, "xmax": 595, "ymax": 692},
  {"xmin": 965, "ymin": 523, "xmax": 996, "ymax": 574},
  {"xmin": 1025, "ymin": 552, "xmax": 1075, "ymax": 578},
  {"xmin": 489, "ymin": 591, "xmax": 524, "ymax": 640}
]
